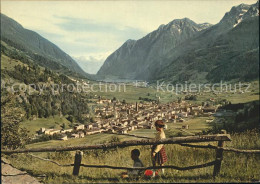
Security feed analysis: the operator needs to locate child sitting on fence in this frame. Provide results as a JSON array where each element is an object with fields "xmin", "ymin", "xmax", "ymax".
[{"xmin": 121, "ymin": 149, "xmax": 144, "ymax": 178}]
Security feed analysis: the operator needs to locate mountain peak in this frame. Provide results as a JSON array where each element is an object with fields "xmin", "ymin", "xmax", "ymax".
[
  {"xmin": 125, "ymin": 39, "xmax": 136, "ymax": 43},
  {"xmin": 219, "ymin": 1, "xmax": 259, "ymax": 28},
  {"xmin": 157, "ymin": 18, "xmax": 196, "ymax": 30},
  {"xmin": 242, "ymin": 1, "xmax": 259, "ymax": 20},
  {"xmin": 158, "ymin": 24, "xmax": 165, "ymax": 30},
  {"xmin": 170, "ymin": 17, "xmax": 194, "ymax": 25},
  {"xmin": 124, "ymin": 39, "xmax": 136, "ymax": 47},
  {"xmin": 220, "ymin": 3, "xmax": 251, "ymax": 24}
]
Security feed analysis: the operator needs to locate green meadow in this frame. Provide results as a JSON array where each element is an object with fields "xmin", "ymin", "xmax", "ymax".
[
  {"xmin": 5, "ymin": 130, "xmax": 260, "ymax": 183},
  {"xmin": 21, "ymin": 116, "xmax": 72, "ymax": 136},
  {"xmin": 88, "ymin": 80, "xmax": 259, "ymax": 105}
]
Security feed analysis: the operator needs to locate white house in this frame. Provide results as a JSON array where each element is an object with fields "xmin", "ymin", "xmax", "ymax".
[
  {"xmin": 61, "ymin": 129, "xmax": 73, "ymax": 133},
  {"xmin": 71, "ymin": 134, "xmax": 80, "ymax": 138},
  {"xmin": 59, "ymin": 134, "xmax": 68, "ymax": 141},
  {"xmin": 86, "ymin": 124, "xmax": 93, "ymax": 130},
  {"xmin": 48, "ymin": 129, "xmax": 61, "ymax": 135},
  {"xmin": 44, "ymin": 129, "xmax": 54, "ymax": 135},
  {"xmin": 79, "ymin": 131, "xmax": 85, "ymax": 138},
  {"xmin": 74, "ymin": 124, "xmax": 85, "ymax": 130},
  {"xmin": 119, "ymin": 128, "xmax": 128, "ymax": 134}
]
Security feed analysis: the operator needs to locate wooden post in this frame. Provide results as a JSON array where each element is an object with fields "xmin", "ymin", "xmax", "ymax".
[
  {"xmin": 73, "ymin": 151, "xmax": 83, "ymax": 176},
  {"xmin": 213, "ymin": 140, "xmax": 224, "ymax": 177}
]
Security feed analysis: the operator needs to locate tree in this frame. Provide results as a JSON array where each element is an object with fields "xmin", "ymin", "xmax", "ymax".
[
  {"xmin": 26, "ymin": 107, "xmax": 31, "ymax": 119},
  {"xmin": 67, "ymin": 115, "xmax": 75, "ymax": 123},
  {"xmin": 1, "ymin": 91, "xmax": 30, "ymax": 149},
  {"xmin": 61, "ymin": 123, "xmax": 66, "ymax": 129},
  {"xmin": 177, "ymin": 97, "xmax": 182, "ymax": 103},
  {"xmin": 112, "ymin": 97, "xmax": 116, "ymax": 102},
  {"xmin": 38, "ymin": 109, "xmax": 45, "ymax": 118}
]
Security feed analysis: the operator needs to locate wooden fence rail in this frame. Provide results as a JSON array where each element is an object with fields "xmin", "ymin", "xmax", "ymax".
[
  {"xmin": 28, "ymin": 153, "xmax": 216, "ymax": 170},
  {"xmin": 80, "ymin": 161, "xmax": 217, "ymax": 171},
  {"xmin": 1, "ymin": 134, "xmax": 231, "ymax": 154},
  {"xmin": 2, "ymin": 134, "xmax": 260, "ymax": 178},
  {"xmin": 179, "ymin": 143, "xmax": 260, "ymax": 153}
]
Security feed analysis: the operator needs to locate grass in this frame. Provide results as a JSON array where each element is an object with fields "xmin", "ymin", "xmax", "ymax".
[
  {"xmin": 21, "ymin": 116, "xmax": 72, "ymax": 136},
  {"xmin": 166, "ymin": 117, "xmax": 212, "ymax": 136},
  {"xmin": 4, "ymin": 130, "xmax": 260, "ymax": 183},
  {"xmin": 25, "ymin": 132, "xmax": 143, "ymax": 149},
  {"xmin": 1, "ymin": 54, "xmax": 27, "ymax": 71},
  {"xmin": 127, "ymin": 116, "xmax": 211, "ymax": 138},
  {"xmin": 92, "ymin": 84, "xmax": 177, "ymax": 104},
  {"xmin": 89, "ymin": 80, "xmax": 259, "ymax": 105}
]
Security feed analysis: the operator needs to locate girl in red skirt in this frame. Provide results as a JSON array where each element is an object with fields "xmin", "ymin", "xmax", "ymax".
[{"xmin": 151, "ymin": 120, "xmax": 168, "ymax": 176}]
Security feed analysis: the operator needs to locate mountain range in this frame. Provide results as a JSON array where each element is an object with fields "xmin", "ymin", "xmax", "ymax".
[
  {"xmin": 1, "ymin": 1, "xmax": 259, "ymax": 83},
  {"xmin": 97, "ymin": 1, "xmax": 259, "ymax": 83},
  {"xmin": 1, "ymin": 14, "xmax": 90, "ymax": 79}
]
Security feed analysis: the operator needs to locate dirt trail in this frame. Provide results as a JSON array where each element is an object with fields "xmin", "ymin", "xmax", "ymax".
[{"xmin": 1, "ymin": 158, "xmax": 41, "ymax": 184}]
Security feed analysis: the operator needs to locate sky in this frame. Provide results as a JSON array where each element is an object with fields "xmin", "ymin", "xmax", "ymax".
[{"xmin": 1, "ymin": 0, "xmax": 257, "ymax": 74}]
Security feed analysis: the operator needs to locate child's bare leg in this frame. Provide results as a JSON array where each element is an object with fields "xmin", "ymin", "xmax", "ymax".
[
  {"xmin": 152, "ymin": 159, "xmax": 157, "ymax": 177},
  {"xmin": 161, "ymin": 164, "xmax": 165, "ymax": 174},
  {"xmin": 156, "ymin": 164, "xmax": 163, "ymax": 174}
]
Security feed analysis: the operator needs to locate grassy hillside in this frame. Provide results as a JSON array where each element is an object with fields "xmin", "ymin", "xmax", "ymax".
[
  {"xmin": 4, "ymin": 130, "xmax": 260, "ymax": 183},
  {"xmin": 1, "ymin": 53, "xmax": 90, "ymax": 122},
  {"xmin": 21, "ymin": 116, "xmax": 72, "ymax": 136},
  {"xmin": 1, "ymin": 14, "xmax": 90, "ymax": 79}
]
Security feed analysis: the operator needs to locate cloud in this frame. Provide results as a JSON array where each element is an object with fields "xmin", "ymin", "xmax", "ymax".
[
  {"xmin": 55, "ymin": 16, "xmax": 118, "ymax": 32},
  {"xmin": 54, "ymin": 16, "xmax": 146, "ymax": 43}
]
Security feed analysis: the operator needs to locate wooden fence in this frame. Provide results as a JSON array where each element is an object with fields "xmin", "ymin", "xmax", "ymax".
[{"xmin": 2, "ymin": 134, "xmax": 260, "ymax": 178}]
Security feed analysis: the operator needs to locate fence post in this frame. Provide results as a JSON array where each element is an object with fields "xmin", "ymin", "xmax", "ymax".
[
  {"xmin": 213, "ymin": 140, "xmax": 224, "ymax": 177},
  {"xmin": 73, "ymin": 150, "xmax": 83, "ymax": 176}
]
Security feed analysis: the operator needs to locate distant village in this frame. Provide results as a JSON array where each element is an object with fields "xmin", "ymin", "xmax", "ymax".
[{"xmin": 37, "ymin": 96, "xmax": 218, "ymax": 141}]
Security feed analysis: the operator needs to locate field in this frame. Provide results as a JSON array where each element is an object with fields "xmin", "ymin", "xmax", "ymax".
[
  {"xmin": 126, "ymin": 117, "xmax": 211, "ymax": 138},
  {"xmin": 87, "ymin": 80, "xmax": 259, "ymax": 105},
  {"xmin": 166, "ymin": 117, "xmax": 212, "ymax": 136},
  {"xmin": 21, "ymin": 116, "xmax": 72, "ymax": 136},
  {"xmin": 4, "ymin": 130, "xmax": 260, "ymax": 183},
  {"xmin": 24, "ymin": 133, "xmax": 141, "ymax": 149}
]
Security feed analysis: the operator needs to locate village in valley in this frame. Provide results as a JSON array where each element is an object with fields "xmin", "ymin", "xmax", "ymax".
[{"xmin": 37, "ymin": 95, "xmax": 218, "ymax": 141}]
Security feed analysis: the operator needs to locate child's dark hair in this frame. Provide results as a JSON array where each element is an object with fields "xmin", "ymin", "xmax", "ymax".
[
  {"xmin": 131, "ymin": 149, "xmax": 140, "ymax": 157},
  {"xmin": 155, "ymin": 120, "xmax": 165, "ymax": 128}
]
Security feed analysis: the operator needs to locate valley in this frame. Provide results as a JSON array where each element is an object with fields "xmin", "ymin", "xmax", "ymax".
[{"xmin": 1, "ymin": 1, "xmax": 259, "ymax": 183}]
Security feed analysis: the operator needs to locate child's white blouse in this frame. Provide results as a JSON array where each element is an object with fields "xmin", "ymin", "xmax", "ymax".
[{"xmin": 154, "ymin": 130, "xmax": 166, "ymax": 153}]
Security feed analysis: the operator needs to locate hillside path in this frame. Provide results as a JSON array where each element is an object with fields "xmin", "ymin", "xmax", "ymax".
[{"xmin": 1, "ymin": 157, "xmax": 41, "ymax": 184}]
